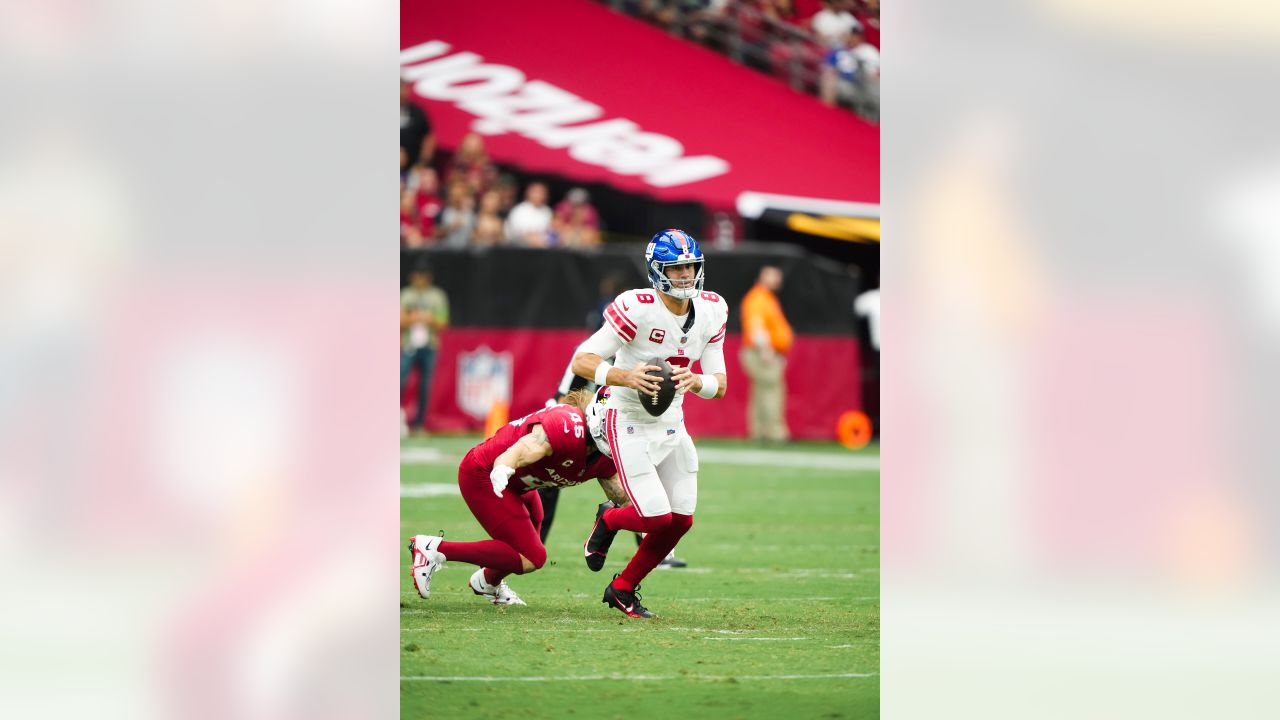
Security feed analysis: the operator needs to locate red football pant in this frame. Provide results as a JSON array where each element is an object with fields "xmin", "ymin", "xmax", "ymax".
[{"xmin": 439, "ymin": 462, "xmax": 546, "ymax": 585}]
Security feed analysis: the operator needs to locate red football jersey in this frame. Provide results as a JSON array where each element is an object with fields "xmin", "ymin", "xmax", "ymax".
[{"xmin": 464, "ymin": 405, "xmax": 616, "ymax": 492}]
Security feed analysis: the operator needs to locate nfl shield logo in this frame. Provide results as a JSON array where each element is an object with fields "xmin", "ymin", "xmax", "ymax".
[{"xmin": 457, "ymin": 346, "xmax": 513, "ymax": 421}]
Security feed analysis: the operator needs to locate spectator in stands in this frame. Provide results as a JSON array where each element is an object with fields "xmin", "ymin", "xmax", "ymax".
[
  {"xmin": 493, "ymin": 174, "xmax": 520, "ymax": 219},
  {"xmin": 556, "ymin": 203, "xmax": 602, "ymax": 249},
  {"xmin": 769, "ymin": 0, "xmax": 798, "ymax": 21},
  {"xmin": 406, "ymin": 164, "xmax": 436, "ymax": 194},
  {"xmin": 810, "ymin": 0, "xmax": 860, "ymax": 48},
  {"xmin": 791, "ymin": 0, "xmax": 825, "ymax": 22},
  {"xmin": 407, "ymin": 165, "xmax": 443, "ymax": 239},
  {"xmin": 400, "ymin": 267, "xmax": 450, "ymax": 435},
  {"xmin": 446, "ymin": 132, "xmax": 498, "ymax": 198},
  {"xmin": 505, "ymin": 182, "xmax": 553, "ymax": 247},
  {"xmin": 400, "ymin": 79, "xmax": 435, "ymax": 169},
  {"xmin": 740, "ymin": 265, "xmax": 794, "ymax": 443},
  {"xmin": 436, "ymin": 180, "xmax": 477, "ymax": 248},
  {"xmin": 554, "ymin": 187, "xmax": 599, "ymax": 230},
  {"xmin": 401, "ymin": 189, "xmax": 430, "ymax": 248},
  {"xmin": 730, "ymin": 0, "xmax": 776, "ymax": 72},
  {"xmin": 661, "ymin": 0, "xmax": 731, "ymax": 50},
  {"xmin": 820, "ymin": 27, "xmax": 880, "ymax": 119},
  {"xmin": 767, "ymin": 0, "xmax": 827, "ymax": 91},
  {"xmin": 471, "ymin": 189, "xmax": 506, "ymax": 246},
  {"xmin": 855, "ymin": 0, "xmax": 879, "ymax": 48}
]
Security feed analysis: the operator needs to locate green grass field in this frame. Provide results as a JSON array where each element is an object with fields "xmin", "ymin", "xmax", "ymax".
[{"xmin": 401, "ymin": 436, "xmax": 879, "ymax": 719}]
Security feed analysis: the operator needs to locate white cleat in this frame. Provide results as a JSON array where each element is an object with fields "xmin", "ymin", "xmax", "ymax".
[
  {"xmin": 468, "ymin": 568, "xmax": 527, "ymax": 606},
  {"xmin": 407, "ymin": 534, "xmax": 446, "ymax": 599}
]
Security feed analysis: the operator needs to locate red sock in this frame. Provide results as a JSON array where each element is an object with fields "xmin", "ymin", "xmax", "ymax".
[
  {"xmin": 617, "ymin": 513, "xmax": 693, "ymax": 591},
  {"xmin": 603, "ymin": 505, "xmax": 644, "ymax": 532},
  {"xmin": 438, "ymin": 540, "xmax": 523, "ymax": 575},
  {"xmin": 483, "ymin": 567, "xmax": 505, "ymax": 585}
]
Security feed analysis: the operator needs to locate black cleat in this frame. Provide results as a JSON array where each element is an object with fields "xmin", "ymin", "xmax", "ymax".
[
  {"xmin": 657, "ymin": 553, "xmax": 688, "ymax": 569},
  {"xmin": 602, "ymin": 575, "xmax": 654, "ymax": 618},
  {"xmin": 584, "ymin": 501, "xmax": 618, "ymax": 572}
]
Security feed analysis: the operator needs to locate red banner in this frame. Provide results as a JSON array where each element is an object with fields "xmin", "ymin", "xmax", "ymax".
[
  {"xmin": 400, "ymin": 0, "xmax": 879, "ymax": 211},
  {"xmin": 405, "ymin": 328, "xmax": 861, "ymax": 440}
]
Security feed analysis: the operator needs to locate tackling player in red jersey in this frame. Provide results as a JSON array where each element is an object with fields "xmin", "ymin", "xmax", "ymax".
[{"xmin": 407, "ymin": 388, "xmax": 626, "ymax": 605}]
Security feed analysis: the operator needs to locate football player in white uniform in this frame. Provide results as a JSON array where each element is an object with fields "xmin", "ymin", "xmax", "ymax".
[
  {"xmin": 539, "ymin": 353, "xmax": 689, "ymax": 568},
  {"xmin": 571, "ymin": 229, "xmax": 728, "ymax": 618}
]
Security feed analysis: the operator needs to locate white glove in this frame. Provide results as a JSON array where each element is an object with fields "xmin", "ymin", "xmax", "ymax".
[{"xmin": 490, "ymin": 464, "xmax": 515, "ymax": 498}]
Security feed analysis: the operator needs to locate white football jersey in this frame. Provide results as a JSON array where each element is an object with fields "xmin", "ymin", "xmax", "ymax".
[{"xmin": 599, "ymin": 288, "xmax": 729, "ymax": 423}]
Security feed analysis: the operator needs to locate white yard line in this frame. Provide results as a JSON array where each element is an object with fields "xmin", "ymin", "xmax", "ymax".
[
  {"xmin": 400, "ymin": 483, "xmax": 458, "ymax": 497},
  {"xmin": 695, "ymin": 447, "xmax": 879, "ymax": 472},
  {"xmin": 401, "ymin": 672, "xmax": 877, "ymax": 682},
  {"xmin": 545, "ymin": 594, "xmax": 874, "ymax": 603},
  {"xmin": 400, "ymin": 445, "xmax": 878, "ymax": 472},
  {"xmin": 400, "ymin": 618, "xmax": 875, "ymax": 640},
  {"xmin": 400, "ymin": 447, "xmax": 455, "ymax": 464},
  {"xmin": 701, "ymin": 637, "xmax": 810, "ymax": 641}
]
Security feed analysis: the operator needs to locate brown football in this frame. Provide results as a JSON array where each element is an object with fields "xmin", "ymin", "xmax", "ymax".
[{"xmin": 640, "ymin": 357, "xmax": 678, "ymax": 417}]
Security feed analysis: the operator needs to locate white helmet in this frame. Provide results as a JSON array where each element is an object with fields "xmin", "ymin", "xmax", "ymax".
[{"xmin": 585, "ymin": 386, "xmax": 612, "ymax": 458}]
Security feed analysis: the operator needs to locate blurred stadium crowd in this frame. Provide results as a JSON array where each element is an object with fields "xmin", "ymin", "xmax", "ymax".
[
  {"xmin": 400, "ymin": 0, "xmax": 880, "ymax": 251},
  {"xmin": 601, "ymin": 0, "xmax": 880, "ymax": 120},
  {"xmin": 400, "ymin": 120, "xmax": 602, "ymax": 250}
]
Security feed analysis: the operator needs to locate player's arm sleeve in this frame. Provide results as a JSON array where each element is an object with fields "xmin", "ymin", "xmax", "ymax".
[
  {"xmin": 700, "ymin": 340, "xmax": 727, "ymax": 376},
  {"xmin": 600, "ymin": 294, "xmax": 639, "ymax": 343},
  {"xmin": 700, "ymin": 301, "xmax": 730, "ymax": 376},
  {"xmin": 578, "ymin": 323, "xmax": 625, "ymax": 359}
]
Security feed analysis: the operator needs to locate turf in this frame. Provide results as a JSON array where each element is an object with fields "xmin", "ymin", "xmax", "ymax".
[{"xmin": 401, "ymin": 436, "xmax": 879, "ymax": 719}]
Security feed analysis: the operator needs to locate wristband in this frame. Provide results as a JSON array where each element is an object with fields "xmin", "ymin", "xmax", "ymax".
[
  {"xmin": 593, "ymin": 361, "xmax": 613, "ymax": 387},
  {"xmin": 694, "ymin": 374, "xmax": 719, "ymax": 399}
]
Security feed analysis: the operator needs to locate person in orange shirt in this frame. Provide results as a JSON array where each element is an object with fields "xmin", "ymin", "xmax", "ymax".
[{"xmin": 740, "ymin": 266, "xmax": 794, "ymax": 443}]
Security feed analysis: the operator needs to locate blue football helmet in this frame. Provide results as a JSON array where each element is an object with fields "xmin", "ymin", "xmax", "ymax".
[{"xmin": 645, "ymin": 229, "xmax": 705, "ymax": 300}]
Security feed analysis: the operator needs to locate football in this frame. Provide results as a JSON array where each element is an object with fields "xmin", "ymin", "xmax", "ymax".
[{"xmin": 640, "ymin": 357, "xmax": 677, "ymax": 417}]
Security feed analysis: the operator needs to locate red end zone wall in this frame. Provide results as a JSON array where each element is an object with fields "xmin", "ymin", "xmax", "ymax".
[{"xmin": 404, "ymin": 328, "xmax": 861, "ymax": 440}]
